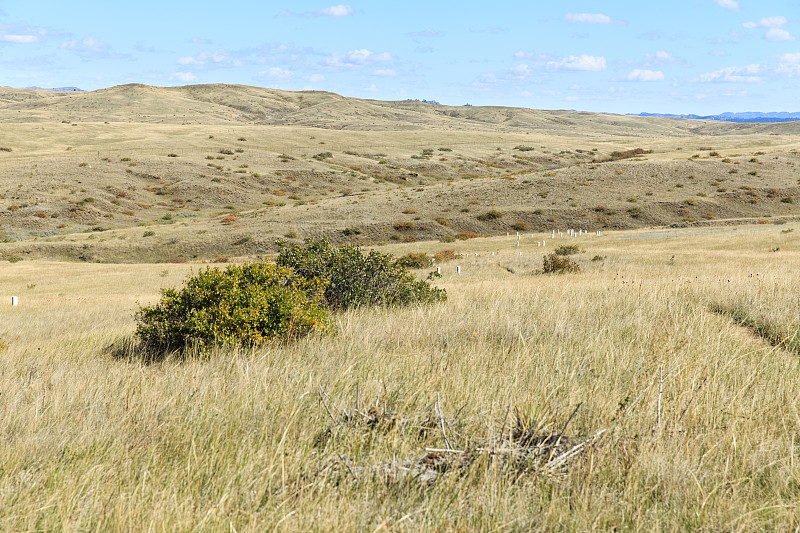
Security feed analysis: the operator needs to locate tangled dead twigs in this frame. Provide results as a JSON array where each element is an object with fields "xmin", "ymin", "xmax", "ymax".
[{"xmin": 315, "ymin": 386, "xmax": 605, "ymax": 485}]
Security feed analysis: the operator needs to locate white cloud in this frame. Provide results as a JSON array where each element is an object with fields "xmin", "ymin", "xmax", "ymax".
[
  {"xmin": 171, "ymin": 72, "xmax": 198, "ymax": 82},
  {"xmin": 509, "ymin": 64, "xmax": 531, "ymax": 75},
  {"xmin": 318, "ymin": 5, "xmax": 353, "ymax": 17},
  {"xmin": 627, "ymin": 69, "xmax": 665, "ymax": 81},
  {"xmin": 644, "ymin": 50, "xmax": 679, "ymax": 67},
  {"xmin": 547, "ymin": 54, "xmax": 607, "ymax": 72},
  {"xmin": 693, "ymin": 64, "xmax": 761, "ymax": 83},
  {"xmin": 714, "ymin": 0, "xmax": 739, "ymax": 10},
  {"xmin": 190, "ymin": 37, "xmax": 212, "ymax": 44},
  {"xmin": 743, "ymin": 16, "xmax": 787, "ymax": 28},
  {"xmin": 765, "ymin": 29, "xmax": 795, "ymax": 42},
  {"xmin": 325, "ymin": 49, "xmax": 392, "ymax": 69},
  {"xmin": 260, "ymin": 67, "xmax": 293, "ymax": 79},
  {"xmin": 408, "ymin": 29, "xmax": 445, "ymax": 38},
  {"xmin": 307, "ymin": 74, "xmax": 326, "ymax": 82},
  {"xmin": 777, "ymin": 53, "xmax": 800, "ymax": 76},
  {"xmin": 372, "ymin": 69, "xmax": 397, "ymax": 76},
  {"xmin": 277, "ymin": 4, "xmax": 353, "ymax": 18},
  {"xmin": 177, "ymin": 56, "xmax": 203, "ymax": 66},
  {"xmin": 565, "ymin": 13, "xmax": 615, "ymax": 25},
  {"xmin": 60, "ymin": 37, "xmax": 110, "ymax": 56},
  {"xmin": 175, "ymin": 50, "xmax": 240, "ymax": 67},
  {"xmin": 1, "ymin": 34, "xmax": 38, "ymax": 43}
]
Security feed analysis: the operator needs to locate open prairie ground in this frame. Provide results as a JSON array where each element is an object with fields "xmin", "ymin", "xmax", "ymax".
[
  {"xmin": 1, "ymin": 223, "xmax": 800, "ymax": 530},
  {"xmin": 1, "ymin": 84, "xmax": 799, "ymax": 262}
]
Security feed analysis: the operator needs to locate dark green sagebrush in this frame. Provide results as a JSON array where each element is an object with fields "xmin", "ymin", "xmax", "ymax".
[
  {"xmin": 135, "ymin": 263, "xmax": 330, "ymax": 353},
  {"xmin": 276, "ymin": 238, "xmax": 446, "ymax": 310}
]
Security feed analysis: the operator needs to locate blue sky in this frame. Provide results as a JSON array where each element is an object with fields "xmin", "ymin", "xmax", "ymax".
[{"xmin": 1, "ymin": 0, "xmax": 798, "ymax": 114}]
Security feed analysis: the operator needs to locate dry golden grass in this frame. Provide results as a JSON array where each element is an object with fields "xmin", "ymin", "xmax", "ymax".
[
  {"xmin": 1, "ymin": 84, "xmax": 799, "ymax": 262},
  {"xmin": 1, "ymin": 224, "xmax": 799, "ymax": 530}
]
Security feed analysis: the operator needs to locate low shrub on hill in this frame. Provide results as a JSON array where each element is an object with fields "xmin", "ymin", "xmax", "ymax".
[
  {"xmin": 542, "ymin": 253, "xmax": 580, "ymax": 274},
  {"xmin": 277, "ymin": 238, "xmax": 446, "ymax": 310},
  {"xmin": 554, "ymin": 245, "xmax": 581, "ymax": 256},
  {"xmin": 135, "ymin": 263, "xmax": 330, "ymax": 354},
  {"xmin": 396, "ymin": 252, "xmax": 430, "ymax": 269},
  {"xmin": 432, "ymin": 249, "xmax": 461, "ymax": 263},
  {"xmin": 477, "ymin": 210, "xmax": 503, "ymax": 221}
]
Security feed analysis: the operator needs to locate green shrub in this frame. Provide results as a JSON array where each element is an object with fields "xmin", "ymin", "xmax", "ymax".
[
  {"xmin": 396, "ymin": 252, "xmax": 430, "ymax": 269},
  {"xmin": 135, "ymin": 263, "xmax": 330, "ymax": 354},
  {"xmin": 554, "ymin": 244, "xmax": 580, "ymax": 256},
  {"xmin": 543, "ymin": 253, "xmax": 580, "ymax": 274},
  {"xmin": 342, "ymin": 226, "xmax": 362, "ymax": 236},
  {"xmin": 276, "ymin": 238, "xmax": 446, "ymax": 310},
  {"xmin": 394, "ymin": 221, "xmax": 415, "ymax": 231},
  {"xmin": 432, "ymin": 249, "xmax": 460, "ymax": 263},
  {"xmin": 477, "ymin": 210, "xmax": 503, "ymax": 221}
]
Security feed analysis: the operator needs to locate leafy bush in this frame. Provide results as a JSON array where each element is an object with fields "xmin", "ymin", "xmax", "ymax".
[
  {"xmin": 477, "ymin": 210, "xmax": 503, "ymax": 222},
  {"xmin": 456, "ymin": 232, "xmax": 482, "ymax": 240},
  {"xmin": 554, "ymin": 245, "xmax": 580, "ymax": 256},
  {"xmin": 543, "ymin": 253, "xmax": 580, "ymax": 274},
  {"xmin": 432, "ymin": 249, "xmax": 461, "ymax": 262},
  {"xmin": 396, "ymin": 252, "xmax": 430, "ymax": 269},
  {"xmin": 394, "ymin": 222, "xmax": 415, "ymax": 231},
  {"xmin": 135, "ymin": 263, "xmax": 330, "ymax": 353},
  {"xmin": 276, "ymin": 238, "xmax": 445, "ymax": 310}
]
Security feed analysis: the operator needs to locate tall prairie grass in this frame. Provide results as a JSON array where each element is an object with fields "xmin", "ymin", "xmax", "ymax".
[{"xmin": 0, "ymin": 225, "xmax": 799, "ymax": 530}]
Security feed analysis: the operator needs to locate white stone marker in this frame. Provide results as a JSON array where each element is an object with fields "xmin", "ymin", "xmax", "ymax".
[
  {"xmin": 436, "ymin": 267, "xmax": 441, "ymax": 274},
  {"xmin": 11, "ymin": 296, "xmax": 18, "ymax": 306},
  {"xmin": 457, "ymin": 266, "xmax": 461, "ymax": 274}
]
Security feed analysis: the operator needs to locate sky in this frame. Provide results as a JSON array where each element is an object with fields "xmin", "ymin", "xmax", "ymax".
[{"xmin": 0, "ymin": 1, "xmax": 798, "ymax": 114}]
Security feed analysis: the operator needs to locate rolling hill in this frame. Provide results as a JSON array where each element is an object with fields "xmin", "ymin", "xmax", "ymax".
[{"xmin": 1, "ymin": 83, "xmax": 799, "ymax": 262}]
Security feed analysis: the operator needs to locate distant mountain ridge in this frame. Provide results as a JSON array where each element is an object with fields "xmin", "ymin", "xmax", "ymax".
[
  {"xmin": 632, "ymin": 111, "xmax": 800, "ymax": 123},
  {"xmin": 24, "ymin": 86, "xmax": 84, "ymax": 92}
]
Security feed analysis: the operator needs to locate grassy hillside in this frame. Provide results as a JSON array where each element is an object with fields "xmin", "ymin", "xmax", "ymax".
[{"xmin": 1, "ymin": 84, "xmax": 799, "ymax": 262}]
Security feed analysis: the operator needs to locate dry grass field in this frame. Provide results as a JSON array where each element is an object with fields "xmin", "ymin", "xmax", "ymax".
[
  {"xmin": 1, "ymin": 224, "xmax": 800, "ymax": 531},
  {"xmin": 1, "ymin": 84, "xmax": 799, "ymax": 262},
  {"xmin": 2, "ymin": 84, "xmax": 800, "ymax": 530}
]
